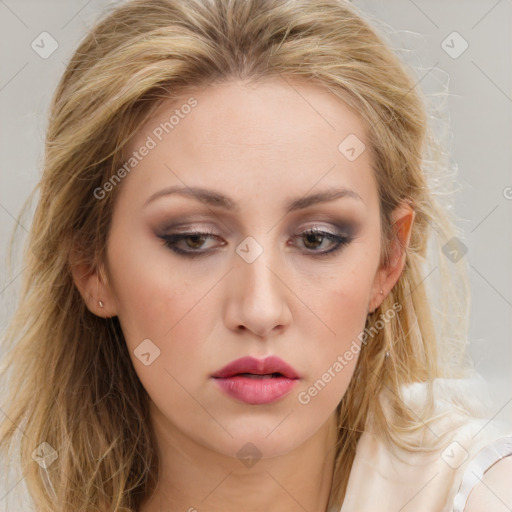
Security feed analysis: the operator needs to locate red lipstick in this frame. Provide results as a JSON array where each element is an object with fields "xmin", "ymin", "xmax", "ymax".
[{"xmin": 211, "ymin": 356, "xmax": 300, "ymax": 405}]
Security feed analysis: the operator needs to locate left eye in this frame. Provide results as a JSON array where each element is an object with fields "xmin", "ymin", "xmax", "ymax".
[
  {"xmin": 292, "ymin": 228, "xmax": 350, "ymax": 254},
  {"xmin": 158, "ymin": 227, "xmax": 352, "ymax": 257}
]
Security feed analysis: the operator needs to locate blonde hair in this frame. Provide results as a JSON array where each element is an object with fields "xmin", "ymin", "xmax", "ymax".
[{"xmin": 0, "ymin": 0, "xmax": 473, "ymax": 510}]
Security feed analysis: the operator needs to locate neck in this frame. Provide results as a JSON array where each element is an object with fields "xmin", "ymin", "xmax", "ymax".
[{"xmin": 139, "ymin": 402, "xmax": 338, "ymax": 512}]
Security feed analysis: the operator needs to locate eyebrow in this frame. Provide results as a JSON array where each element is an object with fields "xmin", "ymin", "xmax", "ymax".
[{"xmin": 143, "ymin": 185, "xmax": 363, "ymax": 213}]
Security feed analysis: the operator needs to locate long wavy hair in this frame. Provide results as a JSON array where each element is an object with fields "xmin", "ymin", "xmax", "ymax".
[{"xmin": 0, "ymin": 0, "xmax": 473, "ymax": 510}]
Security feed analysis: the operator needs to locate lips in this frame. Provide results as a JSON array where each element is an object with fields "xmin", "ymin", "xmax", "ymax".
[
  {"xmin": 211, "ymin": 356, "xmax": 301, "ymax": 379},
  {"xmin": 211, "ymin": 356, "xmax": 300, "ymax": 405}
]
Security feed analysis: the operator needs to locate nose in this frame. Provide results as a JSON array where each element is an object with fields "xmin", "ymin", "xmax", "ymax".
[{"xmin": 223, "ymin": 243, "xmax": 292, "ymax": 338}]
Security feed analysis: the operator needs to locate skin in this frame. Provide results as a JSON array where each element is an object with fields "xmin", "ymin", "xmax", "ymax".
[
  {"xmin": 72, "ymin": 77, "xmax": 415, "ymax": 512},
  {"xmin": 464, "ymin": 457, "xmax": 512, "ymax": 512}
]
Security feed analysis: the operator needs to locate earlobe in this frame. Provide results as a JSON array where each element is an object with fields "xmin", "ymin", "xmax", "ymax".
[
  {"xmin": 369, "ymin": 203, "xmax": 415, "ymax": 313},
  {"xmin": 69, "ymin": 248, "xmax": 117, "ymax": 318}
]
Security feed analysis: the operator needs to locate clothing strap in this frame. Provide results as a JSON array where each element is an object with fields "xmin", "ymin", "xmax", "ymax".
[{"xmin": 452, "ymin": 434, "xmax": 512, "ymax": 512}]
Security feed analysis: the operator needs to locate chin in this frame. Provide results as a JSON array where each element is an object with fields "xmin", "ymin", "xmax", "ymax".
[{"xmin": 196, "ymin": 414, "xmax": 327, "ymax": 461}]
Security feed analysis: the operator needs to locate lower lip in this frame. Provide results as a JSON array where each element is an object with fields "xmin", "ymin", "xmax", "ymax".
[{"xmin": 213, "ymin": 375, "xmax": 299, "ymax": 405}]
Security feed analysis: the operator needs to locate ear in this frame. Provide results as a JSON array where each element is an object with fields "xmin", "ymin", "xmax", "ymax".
[
  {"xmin": 368, "ymin": 202, "xmax": 415, "ymax": 313},
  {"xmin": 69, "ymin": 247, "xmax": 118, "ymax": 318}
]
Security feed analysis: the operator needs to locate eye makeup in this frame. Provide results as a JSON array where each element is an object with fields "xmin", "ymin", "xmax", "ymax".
[{"xmin": 156, "ymin": 221, "xmax": 357, "ymax": 259}]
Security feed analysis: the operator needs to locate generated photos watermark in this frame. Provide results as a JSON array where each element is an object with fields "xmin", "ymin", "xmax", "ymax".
[
  {"xmin": 297, "ymin": 301, "xmax": 402, "ymax": 405},
  {"xmin": 93, "ymin": 97, "xmax": 198, "ymax": 200}
]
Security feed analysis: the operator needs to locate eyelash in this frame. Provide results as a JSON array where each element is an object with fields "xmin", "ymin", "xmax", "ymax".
[{"xmin": 158, "ymin": 227, "xmax": 353, "ymax": 258}]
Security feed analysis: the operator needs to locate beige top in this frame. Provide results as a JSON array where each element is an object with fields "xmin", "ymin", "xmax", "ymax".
[{"xmin": 340, "ymin": 378, "xmax": 512, "ymax": 512}]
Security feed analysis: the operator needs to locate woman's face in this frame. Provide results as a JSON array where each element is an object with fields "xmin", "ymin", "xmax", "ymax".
[{"xmin": 99, "ymin": 78, "xmax": 398, "ymax": 459}]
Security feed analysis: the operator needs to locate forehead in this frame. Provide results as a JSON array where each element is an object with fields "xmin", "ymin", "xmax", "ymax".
[
  {"xmin": 120, "ymin": 77, "xmax": 377, "ymax": 211},
  {"xmin": 135, "ymin": 78, "xmax": 368, "ymax": 148}
]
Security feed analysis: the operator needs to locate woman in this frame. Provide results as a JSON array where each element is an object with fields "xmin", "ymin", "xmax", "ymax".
[{"xmin": 0, "ymin": 0, "xmax": 510, "ymax": 511}]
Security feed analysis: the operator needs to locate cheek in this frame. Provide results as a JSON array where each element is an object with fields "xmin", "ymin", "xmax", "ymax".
[
  {"xmin": 319, "ymin": 285, "xmax": 369, "ymax": 337},
  {"xmin": 107, "ymin": 225, "xmax": 210, "ymax": 345},
  {"xmin": 114, "ymin": 272, "xmax": 214, "ymax": 361},
  {"xmin": 112, "ymin": 273, "xmax": 214, "ymax": 429},
  {"xmin": 294, "ymin": 254, "xmax": 377, "ymax": 403},
  {"xmin": 308, "ymin": 256, "xmax": 376, "ymax": 340},
  {"xmin": 107, "ymin": 240, "xmax": 219, "ymax": 404}
]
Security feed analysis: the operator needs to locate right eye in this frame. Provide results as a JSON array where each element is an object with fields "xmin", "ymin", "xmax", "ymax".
[{"xmin": 158, "ymin": 229, "xmax": 226, "ymax": 257}]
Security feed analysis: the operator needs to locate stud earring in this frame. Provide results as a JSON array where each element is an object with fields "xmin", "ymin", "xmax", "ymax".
[
  {"xmin": 380, "ymin": 289, "xmax": 384, "ymax": 295},
  {"xmin": 98, "ymin": 300, "xmax": 104, "ymax": 308}
]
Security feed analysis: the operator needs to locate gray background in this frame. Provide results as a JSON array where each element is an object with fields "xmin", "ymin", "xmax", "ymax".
[{"xmin": 0, "ymin": 0, "xmax": 511, "ymax": 479}]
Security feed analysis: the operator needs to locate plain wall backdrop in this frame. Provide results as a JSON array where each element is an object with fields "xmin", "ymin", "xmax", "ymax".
[{"xmin": 0, "ymin": 2, "xmax": 511, "ymax": 503}]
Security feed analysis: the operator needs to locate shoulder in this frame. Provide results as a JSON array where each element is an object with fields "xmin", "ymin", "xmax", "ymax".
[
  {"xmin": 463, "ymin": 456, "xmax": 512, "ymax": 511},
  {"xmin": 454, "ymin": 436, "xmax": 512, "ymax": 512},
  {"xmin": 343, "ymin": 377, "xmax": 512, "ymax": 512}
]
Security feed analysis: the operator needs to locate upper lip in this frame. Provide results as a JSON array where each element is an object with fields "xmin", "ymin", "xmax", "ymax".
[{"xmin": 211, "ymin": 356, "xmax": 301, "ymax": 379}]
